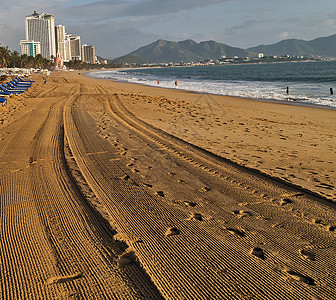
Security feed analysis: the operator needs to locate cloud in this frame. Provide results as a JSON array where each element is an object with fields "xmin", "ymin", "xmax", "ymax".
[
  {"xmin": 56, "ymin": 0, "xmax": 232, "ymax": 22},
  {"xmin": 0, "ymin": 0, "xmax": 67, "ymax": 50},
  {"xmin": 1, "ymin": 0, "xmax": 336, "ymax": 59},
  {"xmin": 67, "ymin": 21, "xmax": 159, "ymax": 58},
  {"xmin": 280, "ymin": 32, "xmax": 289, "ymax": 39}
]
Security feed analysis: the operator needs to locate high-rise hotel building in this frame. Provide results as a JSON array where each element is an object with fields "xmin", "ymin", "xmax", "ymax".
[
  {"xmin": 69, "ymin": 35, "xmax": 81, "ymax": 61},
  {"xmin": 55, "ymin": 25, "xmax": 68, "ymax": 62},
  {"xmin": 25, "ymin": 11, "xmax": 56, "ymax": 60},
  {"xmin": 64, "ymin": 34, "xmax": 72, "ymax": 62},
  {"xmin": 81, "ymin": 44, "xmax": 96, "ymax": 64}
]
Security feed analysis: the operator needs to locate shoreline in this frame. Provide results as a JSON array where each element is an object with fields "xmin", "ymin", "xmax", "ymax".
[
  {"xmin": 86, "ymin": 69, "xmax": 336, "ymax": 111},
  {"xmin": 83, "ymin": 72, "xmax": 335, "ymax": 201}
]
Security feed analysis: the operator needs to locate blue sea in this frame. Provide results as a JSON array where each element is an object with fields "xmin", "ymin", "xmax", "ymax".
[{"xmin": 88, "ymin": 61, "xmax": 336, "ymax": 108}]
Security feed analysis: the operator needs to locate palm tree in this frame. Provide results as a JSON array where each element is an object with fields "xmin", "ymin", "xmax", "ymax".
[
  {"xmin": 10, "ymin": 50, "xmax": 20, "ymax": 68},
  {"xmin": 20, "ymin": 54, "xmax": 29, "ymax": 68},
  {"xmin": 35, "ymin": 54, "xmax": 44, "ymax": 69},
  {"xmin": 0, "ymin": 45, "xmax": 11, "ymax": 68}
]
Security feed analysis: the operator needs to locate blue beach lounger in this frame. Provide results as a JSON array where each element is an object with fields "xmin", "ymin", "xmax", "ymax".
[
  {"xmin": 0, "ymin": 89, "xmax": 12, "ymax": 96},
  {"xmin": 0, "ymin": 85, "xmax": 25, "ymax": 95},
  {"xmin": 12, "ymin": 79, "xmax": 32, "ymax": 87},
  {"xmin": 16, "ymin": 77, "xmax": 34, "ymax": 83},
  {"xmin": 6, "ymin": 82, "xmax": 29, "ymax": 90},
  {"xmin": 2, "ymin": 85, "xmax": 26, "ymax": 93}
]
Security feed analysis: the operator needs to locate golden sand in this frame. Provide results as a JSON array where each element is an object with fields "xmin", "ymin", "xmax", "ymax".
[{"xmin": 0, "ymin": 71, "xmax": 335, "ymax": 299}]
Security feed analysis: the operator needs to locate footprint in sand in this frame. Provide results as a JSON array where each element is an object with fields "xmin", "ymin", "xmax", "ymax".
[
  {"xmin": 299, "ymin": 249, "xmax": 315, "ymax": 261},
  {"xmin": 188, "ymin": 213, "xmax": 203, "ymax": 221},
  {"xmin": 156, "ymin": 191, "xmax": 165, "ymax": 197},
  {"xmin": 250, "ymin": 247, "xmax": 265, "ymax": 260},
  {"xmin": 312, "ymin": 218, "xmax": 323, "ymax": 225},
  {"xmin": 184, "ymin": 201, "xmax": 197, "ymax": 207},
  {"xmin": 200, "ymin": 186, "xmax": 211, "ymax": 192},
  {"xmin": 121, "ymin": 174, "xmax": 130, "ymax": 181},
  {"xmin": 117, "ymin": 250, "xmax": 137, "ymax": 268},
  {"xmin": 165, "ymin": 227, "xmax": 180, "ymax": 237},
  {"xmin": 279, "ymin": 198, "xmax": 293, "ymax": 206},
  {"xmin": 233, "ymin": 210, "xmax": 253, "ymax": 219},
  {"xmin": 227, "ymin": 228, "xmax": 245, "ymax": 237},
  {"xmin": 283, "ymin": 268, "xmax": 314, "ymax": 285},
  {"xmin": 326, "ymin": 225, "xmax": 336, "ymax": 232},
  {"xmin": 143, "ymin": 183, "xmax": 153, "ymax": 188}
]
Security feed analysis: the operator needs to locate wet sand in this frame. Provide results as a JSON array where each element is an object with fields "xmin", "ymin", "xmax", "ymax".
[{"xmin": 0, "ymin": 71, "xmax": 335, "ymax": 299}]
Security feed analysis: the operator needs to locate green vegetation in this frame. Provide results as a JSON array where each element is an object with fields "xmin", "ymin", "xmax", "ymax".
[
  {"xmin": 0, "ymin": 44, "xmax": 122, "ymax": 71},
  {"xmin": 64, "ymin": 59, "xmax": 122, "ymax": 70},
  {"xmin": 0, "ymin": 44, "xmax": 52, "ymax": 69}
]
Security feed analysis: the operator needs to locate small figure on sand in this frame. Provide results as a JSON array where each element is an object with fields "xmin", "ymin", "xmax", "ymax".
[
  {"xmin": 286, "ymin": 86, "xmax": 289, "ymax": 95},
  {"xmin": 175, "ymin": 80, "xmax": 178, "ymax": 87},
  {"xmin": 157, "ymin": 79, "xmax": 160, "ymax": 85},
  {"xmin": 44, "ymin": 77, "xmax": 47, "ymax": 84}
]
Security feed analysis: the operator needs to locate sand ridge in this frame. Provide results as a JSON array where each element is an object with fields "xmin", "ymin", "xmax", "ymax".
[{"xmin": 0, "ymin": 71, "xmax": 335, "ymax": 299}]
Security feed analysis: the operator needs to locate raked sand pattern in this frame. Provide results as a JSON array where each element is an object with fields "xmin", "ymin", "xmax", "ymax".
[{"xmin": 0, "ymin": 72, "xmax": 335, "ymax": 299}]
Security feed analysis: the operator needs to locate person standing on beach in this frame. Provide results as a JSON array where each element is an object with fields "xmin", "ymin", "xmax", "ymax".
[
  {"xmin": 175, "ymin": 80, "xmax": 178, "ymax": 86},
  {"xmin": 157, "ymin": 79, "xmax": 160, "ymax": 85},
  {"xmin": 286, "ymin": 86, "xmax": 289, "ymax": 95}
]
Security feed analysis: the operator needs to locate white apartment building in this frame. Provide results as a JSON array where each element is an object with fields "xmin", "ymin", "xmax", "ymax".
[
  {"xmin": 64, "ymin": 34, "xmax": 72, "ymax": 62},
  {"xmin": 55, "ymin": 25, "xmax": 70, "ymax": 62},
  {"xmin": 20, "ymin": 40, "xmax": 41, "ymax": 57},
  {"xmin": 81, "ymin": 44, "xmax": 96, "ymax": 64},
  {"xmin": 69, "ymin": 35, "xmax": 81, "ymax": 61},
  {"xmin": 25, "ymin": 11, "xmax": 56, "ymax": 60}
]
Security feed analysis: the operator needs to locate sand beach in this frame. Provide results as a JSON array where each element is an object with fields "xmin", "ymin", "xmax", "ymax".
[{"xmin": 0, "ymin": 71, "xmax": 335, "ymax": 299}]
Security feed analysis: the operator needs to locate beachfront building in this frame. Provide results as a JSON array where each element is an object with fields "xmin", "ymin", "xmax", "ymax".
[
  {"xmin": 20, "ymin": 40, "xmax": 41, "ymax": 57},
  {"xmin": 55, "ymin": 25, "xmax": 69, "ymax": 62},
  {"xmin": 69, "ymin": 35, "xmax": 81, "ymax": 61},
  {"xmin": 81, "ymin": 44, "xmax": 96, "ymax": 64},
  {"xmin": 64, "ymin": 34, "xmax": 72, "ymax": 61},
  {"xmin": 25, "ymin": 11, "xmax": 56, "ymax": 60}
]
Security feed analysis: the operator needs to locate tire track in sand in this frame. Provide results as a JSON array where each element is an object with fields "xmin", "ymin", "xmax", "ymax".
[
  {"xmin": 0, "ymin": 83, "xmax": 163, "ymax": 299},
  {"xmin": 62, "ymin": 86, "xmax": 336, "ymax": 299}
]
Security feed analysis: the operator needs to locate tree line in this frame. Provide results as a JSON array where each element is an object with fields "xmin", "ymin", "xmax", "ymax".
[
  {"xmin": 0, "ymin": 44, "xmax": 122, "ymax": 70},
  {"xmin": 0, "ymin": 44, "xmax": 52, "ymax": 69}
]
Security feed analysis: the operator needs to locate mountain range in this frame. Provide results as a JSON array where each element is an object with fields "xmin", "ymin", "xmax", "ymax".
[
  {"xmin": 112, "ymin": 34, "xmax": 336, "ymax": 64},
  {"xmin": 248, "ymin": 34, "xmax": 336, "ymax": 58}
]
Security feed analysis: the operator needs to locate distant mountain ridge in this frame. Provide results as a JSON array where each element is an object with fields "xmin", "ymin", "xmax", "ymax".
[
  {"xmin": 114, "ymin": 39, "xmax": 255, "ymax": 63},
  {"xmin": 248, "ymin": 34, "xmax": 336, "ymax": 58},
  {"xmin": 112, "ymin": 34, "xmax": 336, "ymax": 64}
]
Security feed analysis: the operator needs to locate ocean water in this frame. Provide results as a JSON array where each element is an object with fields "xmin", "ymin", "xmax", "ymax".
[{"xmin": 88, "ymin": 61, "xmax": 336, "ymax": 108}]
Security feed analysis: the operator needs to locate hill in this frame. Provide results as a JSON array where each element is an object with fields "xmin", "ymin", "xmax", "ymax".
[
  {"xmin": 248, "ymin": 34, "xmax": 336, "ymax": 58},
  {"xmin": 113, "ymin": 39, "xmax": 256, "ymax": 64}
]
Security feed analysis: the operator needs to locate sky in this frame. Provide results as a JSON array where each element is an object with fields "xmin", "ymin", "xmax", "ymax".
[{"xmin": 0, "ymin": 0, "xmax": 336, "ymax": 59}]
